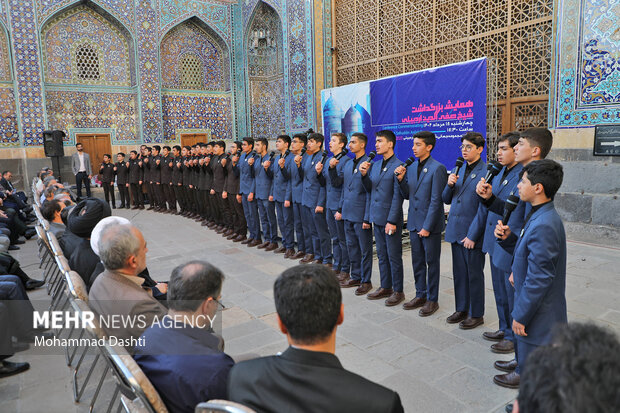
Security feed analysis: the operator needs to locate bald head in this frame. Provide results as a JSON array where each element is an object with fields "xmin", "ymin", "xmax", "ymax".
[{"xmin": 97, "ymin": 223, "xmax": 147, "ymax": 274}]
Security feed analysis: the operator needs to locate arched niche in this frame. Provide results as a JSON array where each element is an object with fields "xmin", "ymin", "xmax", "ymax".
[
  {"xmin": 0, "ymin": 20, "xmax": 19, "ymax": 146},
  {"xmin": 246, "ymin": 0, "xmax": 285, "ymax": 138}
]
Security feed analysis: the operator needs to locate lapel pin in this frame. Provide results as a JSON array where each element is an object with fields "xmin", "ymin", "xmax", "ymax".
[
  {"xmin": 503, "ymin": 180, "xmax": 508, "ymax": 185},
  {"xmin": 471, "ymin": 173, "xmax": 476, "ymax": 179},
  {"xmin": 383, "ymin": 167, "xmax": 387, "ymax": 172},
  {"xmin": 423, "ymin": 168, "xmax": 427, "ymax": 173},
  {"xmin": 354, "ymin": 169, "xmax": 358, "ymax": 173},
  {"xmin": 520, "ymin": 228, "xmax": 525, "ymax": 237}
]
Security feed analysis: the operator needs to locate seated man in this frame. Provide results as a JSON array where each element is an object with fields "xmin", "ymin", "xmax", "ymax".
[
  {"xmin": 58, "ymin": 205, "xmax": 81, "ymax": 258},
  {"xmin": 0, "ymin": 171, "xmax": 28, "ymax": 205},
  {"xmin": 89, "ymin": 222, "xmax": 166, "ymax": 349},
  {"xmin": 228, "ymin": 264, "xmax": 404, "ymax": 413},
  {"xmin": 134, "ymin": 261, "xmax": 234, "ymax": 413},
  {"xmin": 67, "ymin": 198, "xmax": 111, "ymax": 287},
  {"xmin": 41, "ymin": 199, "xmax": 66, "ymax": 239},
  {"xmin": 515, "ymin": 323, "xmax": 620, "ymax": 413}
]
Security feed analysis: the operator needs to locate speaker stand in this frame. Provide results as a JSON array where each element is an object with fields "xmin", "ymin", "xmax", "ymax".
[{"xmin": 50, "ymin": 155, "xmax": 62, "ymax": 183}]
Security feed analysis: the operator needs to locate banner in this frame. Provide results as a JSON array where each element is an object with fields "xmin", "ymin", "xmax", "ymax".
[{"xmin": 321, "ymin": 58, "xmax": 487, "ymax": 167}]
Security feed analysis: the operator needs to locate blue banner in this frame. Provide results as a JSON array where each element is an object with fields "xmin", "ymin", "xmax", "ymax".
[{"xmin": 369, "ymin": 58, "xmax": 487, "ymax": 167}]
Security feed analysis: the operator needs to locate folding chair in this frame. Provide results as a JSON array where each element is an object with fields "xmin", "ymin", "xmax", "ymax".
[
  {"xmin": 61, "ymin": 271, "xmax": 89, "ymax": 366},
  {"xmin": 195, "ymin": 401, "xmax": 257, "ymax": 413},
  {"xmin": 49, "ymin": 254, "xmax": 70, "ymax": 312}
]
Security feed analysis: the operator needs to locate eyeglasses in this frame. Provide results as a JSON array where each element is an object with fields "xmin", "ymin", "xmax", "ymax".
[
  {"xmin": 213, "ymin": 298, "xmax": 226, "ymax": 310},
  {"xmin": 460, "ymin": 144, "xmax": 475, "ymax": 151}
]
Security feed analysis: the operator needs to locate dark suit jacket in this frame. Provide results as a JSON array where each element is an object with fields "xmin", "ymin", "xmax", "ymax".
[
  {"xmin": 339, "ymin": 156, "xmax": 369, "ymax": 223},
  {"xmin": 228, "ymin": 347, "xmax": 403, "ymax": 413},
  {"xmin": 362, "ymin": 156, "xmax": 403, "ymax": 226}
]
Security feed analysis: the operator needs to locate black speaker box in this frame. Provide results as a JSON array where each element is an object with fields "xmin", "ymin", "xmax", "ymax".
[{"xmin": 43, "ymin": 130, "xmax": 65, "ymax": 157}]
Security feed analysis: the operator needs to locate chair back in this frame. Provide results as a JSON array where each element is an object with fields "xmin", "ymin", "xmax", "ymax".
[
  {"xmin": 103, "ymin": 344, "xmax": 169, "ymax": 413},
  {"xmin": 195, "ymin": 401, "xmax": 257, "ymax": 413},
  {"xmin": 55, "ymin": 254, "xmax": 71, "ymax": 273},
  {"xmin": 47, "ymin": 231, "xmax": 64, "ymax": 256},
  {"xmin": 66, "ymin": 271, "xmax": 88, "ymax": 301}
]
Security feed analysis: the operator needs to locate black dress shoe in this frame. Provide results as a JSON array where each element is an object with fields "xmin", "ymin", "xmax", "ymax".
[
  {"xmin": 13, "ymin": 240, "xmax": 25, "ymax": 245},
  {"xmin": 403, "ymin": 297, "xmax": 426, "ymax": 310},
  {"xmin": 505, "ymin": 403, "xmax": 513, "ymax": 413},
  {"xmin": 446, "ymin": 311, "xmax": 467, "ymax": 324},
  {"xmin": 483, "ymin": 330, "xmax": 505, "ymax": 341},
  {"xmin": 0, "ymin": 360, "xmax": 30, "ymax": 378},
  {"xmin": 493, "ymin": 371, "xmax": 520, "ymax": 389},
  {"xmin": 494, "ymin": 358, "xmax": 518, "ymax": 372},
  {"xmin": 419, "ymin": 301, "xmax": 439, "ymax": 317},
  {"xmin": 25, "ymin": 279, "xmax": 45, "ymax": 290},
  {"xmin": 491, "ymin": 339, "xmax": 515, "ymax": 354},
  {"xmin": 459, "ymin": 317, "xmax": 484, "ymax": 330},
  {"xmin": 8, "ymin": 245, "xmax": 19, "ymax": 251}
]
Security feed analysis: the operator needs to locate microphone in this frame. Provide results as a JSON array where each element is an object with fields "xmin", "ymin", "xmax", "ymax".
[
  {"xmin": 334, "ymin": 148, "xmax": 349, "ymax": 160},
  {"xmin": 249, "ymin": 150, "xmax": 256, "ymax": 157},
  {"xmin": 236, "ymin": 149, "xmax": 242, "ymax": 156},
  {"xmin": 268, "ymin": 151, "xmax": 277, "ymax": 162},
  {"xmin": 452, "ymin": 157, "xmax": 464, "ymax": 175},
  {"xmin": 501, "ymin": 194, "xmax": 520, "ymax": 225},
  {"xmin": 319, "ymin": 150, "xmax": 328, "ymax": 165},
  {"xmin": 280, "ymin": 149, "xmax": 291, "ymax": 158},
  {"xmin": 300, "ymin": 148, "xmax": 307, "ymax": 155},
  {"xmin": 484, "ymin": 160, "xmax": 503, "ymax": 183},
  {"xmin": 367, "ymin": 151, "xmax": 376, "ymax": 162},
  {"xmin": 395, "ymin": 156, "xmax": 415, "ymax": 175}
]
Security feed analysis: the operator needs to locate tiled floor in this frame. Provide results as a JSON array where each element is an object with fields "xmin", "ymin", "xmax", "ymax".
[{"xmin": 3, "ymin": 206, "xmax": 619, "ymax": 412}]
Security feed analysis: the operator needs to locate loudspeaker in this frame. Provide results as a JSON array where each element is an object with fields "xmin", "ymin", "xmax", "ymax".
[{"xmin": 43, "ymin": 130, "xmax": 65, "ymax": 157}]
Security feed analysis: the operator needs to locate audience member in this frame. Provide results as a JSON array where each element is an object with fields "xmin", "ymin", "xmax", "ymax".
[
  {"xmin": 515, "ymin": 323, "xmax": 620, "ymax": 413},
  {"xmin": 41, "ymin": 199, "xmax": 66, "ymax": 239},
  {"xmin": 89, "ymin": 222, "xmax": 166, "ymax": 348},
  {"xmin": 134, "ymin": 261, "xmax": 233, "ymax": 413},
  {"xmin": 228, "ymin": 264, "xmax": 404, "ymax": 413},
  {"xmin": 58, "ymin": 205, "xmax": 81, "ymax": 258}
]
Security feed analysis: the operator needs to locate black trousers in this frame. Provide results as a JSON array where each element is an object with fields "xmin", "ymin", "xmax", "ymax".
[
  {"xmin": 217, "ymin": 193, "xmax": 231, "ymax": 227},
  {"xmin": 229, "ymin": 194, "xmax": 247, "ymax": 234},
  {"xmin": 118, "ymin": 184, "xmax": 130, "ymax": 207},
  {"xmin": 75, "ymin": 172, "xmax": 91, "ymax": 198},
  {"xmin": 174, "ymin": 185, "xmax": 185, "ymax": 211},
  {"xmin": 130, "ymin": 183, "xmax": 143, "ymax": 206},
  {"xmin": 154, "ymin": 183, "xmax": 165, "ymax": 208},
  {"xmin": 0, "ymin": 275, "xmax": 36, "ymax": 358},
  {"xmin": 163, "ymin": 184, "xmax": 176, "ymax": 210},
  {"xmin": 102, "ymin": 182, "xmax": 115, "ymax": 205}
]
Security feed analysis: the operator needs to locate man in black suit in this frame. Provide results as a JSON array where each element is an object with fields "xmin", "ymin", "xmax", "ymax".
[{"xmin": 228, "ymin": 264, "xmax": 404, "ymax": 413}]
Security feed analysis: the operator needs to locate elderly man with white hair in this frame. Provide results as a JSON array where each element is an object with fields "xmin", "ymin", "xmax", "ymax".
[{"xmin": 88, "ymin": 220, "xmax": 167, "ymax": 349}]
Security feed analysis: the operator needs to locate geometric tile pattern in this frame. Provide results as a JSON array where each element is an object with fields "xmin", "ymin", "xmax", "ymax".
[
  {"xmin": 0, "ymin": 86, "xmax": 19, "ymax": 146},
  {"xmin": 550, "ymin": 0, "xmax": 620, "ymax": 127},
  {"xmin": 0, "ymin": 27, "xmax": 10, "ymax": 82},
  {"xmin": 161, "ymin": 92, "xmax": 233, "ymax": 141},
  {"xmin": 45, "ymin": 90, "xmax": 138, "ymax": 142},
  {"xmin": 36, "ymin": 0, "xmax": 135, "ymax": 32},
  {"xmin": 161, "ymin": 20, "xmax": 229, "ymax": 91},
  {"xmin": 41, "ymin": 5, "xmax": 132, "ymax": 87},
  {"xmin": 160, "ymin": 0, "xmax": 231, "ymax": 45},
  {"xmin": 249, "ymin": 76, "xmax": 285, "ymax": 138}
]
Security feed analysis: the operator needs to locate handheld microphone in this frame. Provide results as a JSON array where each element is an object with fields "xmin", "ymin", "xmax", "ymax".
[
  {"xmin": 300, "ymin": 148, "xmax": 307, "ymax": 155},
  {"xmin": 319, "ymin": 150, "xmax": 328, "ymax": 165},
  {"xmin": 334, "ymin": 148, "xmax": 349, "ymax": 160},
  {"xmin": 395, "ymin": 156, "xmax": 416, "ymax": 175},
  {"xmin": 268, "ymin": 151, "xmax": 277, "ymax": 162},
  {"xmin": 281, "ymin": 149, "xmax": 291, "ymax": 159},
  {"xmin": 452, "ymin": 157, "xmax": 464, "ymax": 175},
  {"xmin": 501, "ymin": 194, "xmax": 520, "ymax": 225},
  {"xmin": 249, "ymin": 150, "xmax": 257, "ymax": 157},
  {"xmin": 236, "ymin": 149, "xmax": 242, "ymax": 156},
  {"xmin": 484, "ymin": 160, "xmax": 503, "ymax": 183},
  {"xmin": 367, "ymin": 151, "xmax": 377, "ymax": 162}
]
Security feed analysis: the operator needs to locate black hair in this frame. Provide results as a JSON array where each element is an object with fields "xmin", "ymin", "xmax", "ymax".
[
  {"xmin": 163, "ymin": 145, "xmax": 171, "ymax": 151},
  {"xmin": 520, "ymin": 128, "xmax": 553, "ymax": 159},
  {"xmin": 183, "ymin": 145, "xmax": 192, "ymax": 152},
  {"xmin": 518, "ymin": 323, "xmax": 620, "ymax": 413},
  {"xmin": 232, "ymin": 141, "xmax": 242, "ymax": 151},
  {"xmin": 413, "ymin": 131, "xmax": 436, "ymax": 149},
  {"xmin": 60, "ymin": 205, "xmax": 74, "ymax": 226},
  {"xmin": 103, "ymin": 154, "xmax": 111, "ymax": 159},
  {"xmin": 308, "ymin": 132, "xmax": 324, "ymax": 148},
  {"xmin": 331, "ymin": 132, "xmax": 347, "ymax": 146},
  {"xmin": 152, "ymin": 145, "xmax": 161, "ymax": 152},
  {"xmin": 205, "ymin": 142, "xmax": 213, "ymax": 148},
  {"xmin": 214, "ymin": 140, "xmax": 226, "ymax": 150},
  {"xmin": 277, "ymin": 135, "xmax": 292, "ymax": 146},
  {"xmin": 76, "ymin": 142, "xmax": 82, "ymax": 147},
  {"xmin": 256, "ymin": 137, "xmax": 268, "ymax": 149},
  {"xmin": 242, "ymin": 137, "xmax": 254, "ymax": 148},
  {"xmin": 117, "ymin": 152, "xmax": 125, "ymax": 158},
  {"xmin": 376, "ymin": 130, "xmax": 396, "ymax": 147},
  {"xmin": 292, "ymin": 133, "xmax": 307, "ymax": 146},
  {"xmin": 130, "ymin": 150, "xmax": 137, "ymax": 156},
  {"xmin": 173, "ymin": 145, "xmax": 181, "ymax": 152},
  {"xmin": 41, "ymin": 199, "xmax": 63, "ymax": 221},
  {"xmin": 167, "ymin": 261, "xmax": 225, "ymax": 312},
  {"xmin": 520, "ymin": 159, "xmax": 564, "ymax": 199},
  {"xmin": 2, "ymin": 171, "xmax": 9, "ymax": 176},
  {"xmin": 498, "ymin": 131, "xmax": 520, "ymax": 148},
  {"xmin": 461, "ymin": 131, "xmax": 485, "ymax": 148},
  {"xmin": 351, "ymin": 132, "xmax": 368, "ymax": 146},
  {"xmin": 274, "ymin": 264, "xmax": 341, "ymax": 345}
]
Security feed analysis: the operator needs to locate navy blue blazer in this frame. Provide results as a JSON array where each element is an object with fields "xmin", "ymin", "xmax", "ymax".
[
  {"xmin": 235, "ymin": 152, "xmax": 256, "ymax": 195},
  {"xmin": 510, "ymin": 202, "xmax": 567, "ymax": 346},
  {"xmin": 442, "ymin": 160, "xmax": 486, "ymax": 245},
  {"xmin": 287, "ymin": 153, "xmax": 304, "ymax": 204},
  {"xmin": 272, "ymin": 152, "xmax": 295, "ymax": 203},
  {"xmin": 472, "ymin": 164, "xmax": 523, "ymax": 257},
  {"xmin": 322, "ymin": 155, "xmax": 351, "ymax": 211},
  {"xmin": 398, "ymin": 156, "xmax": 447, "ymax": 234},
  {"xmin": 301, "ymin": 151, "xmax": 325, "ymax": 209},
  {"xmin": 362, "ymin": 156, "xmax": 403, "ymax": 226},
  {"xmin": 339, "ymin": 156, "xmax": 370, "ymax": 223},
  {"xmin": 252, "ymin": 154, "xmax": 273, "ymax": 200}
]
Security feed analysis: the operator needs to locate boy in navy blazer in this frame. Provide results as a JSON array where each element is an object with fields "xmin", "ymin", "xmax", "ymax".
[
  {"xmin": 442, "ymin": 132, "xmax": 486, "ymax": 329},
  {"xmin": 287, "ymin": 134, "xmax": 308, "ymax": 260},
  {"xmin": 252, "ymin": 138, "xmax": 278, "ymax": 251},
  {"xmin": 337, "ymin": 133, "xmax": 374, "ymax": 295},
  {"xmin": 395, "ymin": 131, "xmax": 447, "ymax": 316},
  {"xmin": 360, "ymin": 130, "xmax": 405, "ymax": 307},
  {"xmin": 272, "ymin": 135, "xmax": 296, "ymax": 257},
  {"xmin": 234, "ymin": 137, "xmax": 261, "ymax": 247},
  {"xmin": 471, "ymin": 132, "xmax": 522, "ymax": 353},
  {"xmin": 493, "ymin": 160, "xmax": 567, "ymax": 389},
  {"xmin": 317, "ymin": 133, "xmax": 351, "ymax": 280}
]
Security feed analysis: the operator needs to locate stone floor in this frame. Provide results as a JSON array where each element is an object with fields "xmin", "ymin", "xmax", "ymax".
[{"xmin": 2, "ymin": 206, "xmax": 620, "ymax": 412}]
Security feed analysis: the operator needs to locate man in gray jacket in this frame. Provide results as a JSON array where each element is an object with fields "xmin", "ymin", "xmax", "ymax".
[{"xmin": 71, "ymin": 143, "xmax": 92, "ymax": 199}]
